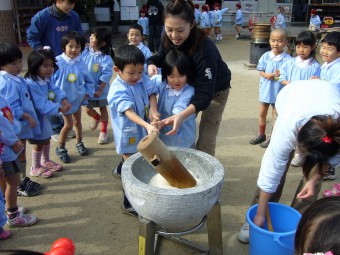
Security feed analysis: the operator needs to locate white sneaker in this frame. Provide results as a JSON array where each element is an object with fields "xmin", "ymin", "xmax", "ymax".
[
  {"xmin": 238, "ymin": 222, "xmax": 249, "ymax": 243},
  {"xmin": 67, "ymin": 129, "xmax": 76, "ymax": 138},
  {"xmin": 235, "ymin": 34, "xmax": 240, "ymax": 38},
  {"xmin": 7, "ymin": 211, "xmax": 38, "ymax": 228},
  {"xmin": 51, "ymin": 134, "xmax": 60, "ymax": 142},
  {"xmin": 98, "ymin": 132, "xmax": 108, "ymax": 144},
  {"xmin": 291, "ymin": 153, "xmax": 304, "ymax": 167}
]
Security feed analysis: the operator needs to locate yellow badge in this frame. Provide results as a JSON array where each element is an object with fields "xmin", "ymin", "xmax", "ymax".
[
  {"xmin": 67, "ymin": 73, "xmax": 77, "ymax": 83},
  {"xmin": 92, "ymin": 63, "xmax": 100, "ymax": 72},
  {"xmin": 47, "ymin": 90, "xmax": 56, "ymax": 101},
  {"xmin": 129, "ymin": 137, "xmax": 136, "ymax": 144}
]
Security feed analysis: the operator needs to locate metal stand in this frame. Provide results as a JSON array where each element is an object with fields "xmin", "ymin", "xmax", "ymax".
[{"xmin": 138, "ymin": 201, "xmax": 223, "ymax": 255}]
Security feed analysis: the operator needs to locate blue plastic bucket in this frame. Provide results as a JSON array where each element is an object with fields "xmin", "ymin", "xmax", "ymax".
[{"xmin": 246, "ymin": 202, "xmax": 301, "ymax": 255}]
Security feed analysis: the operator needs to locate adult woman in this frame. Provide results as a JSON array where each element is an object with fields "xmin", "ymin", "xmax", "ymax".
[
  {"xmin": 239, "ymin": 79, "xmax": 340, "ymax": 243},
  {"xmin": 147, "ymin": 0, "xmax": 231, "ymax": 156}
]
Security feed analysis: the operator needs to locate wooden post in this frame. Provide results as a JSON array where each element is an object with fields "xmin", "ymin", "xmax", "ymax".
[{"xmin": 137, "ymin": 133, "xmax": 197, "ymax": 188}]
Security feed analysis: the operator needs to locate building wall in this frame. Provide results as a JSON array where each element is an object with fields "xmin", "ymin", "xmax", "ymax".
[{"xmin": 0, "ymin": 0, "xmax": 16, "ymax": 43}]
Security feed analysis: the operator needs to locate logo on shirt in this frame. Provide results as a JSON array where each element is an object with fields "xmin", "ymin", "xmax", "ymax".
[
  {"xmin": 92, "ymin": 63, "xmax": 100, "ymax": 72},
  {"xmin": 129, "ymin": 137, "xmax": 136, "ymax": 144},
  {"xmin": 1, "ymin": 106, "xmax": 13, "ymax": 124},
  {"xmin": 67, "ymin": 73, "xmax": 77, "ymax": 83},
  {"xmin": 56, "ymin": 26, "xmax": 69, "ymax": 32},
  {"xmin": 148, "ymin": 6, "xmax": 158, "ymax": 16},
  {"xmin": 205, "ymin": 68, "xmax": 212, "ymax": 80}
]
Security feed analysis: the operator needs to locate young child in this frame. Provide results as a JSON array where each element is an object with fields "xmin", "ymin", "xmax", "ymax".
[
  {"xmin": 309, "ymin": 9, "xmax": 321, "ymax": 32},
  {"xmin": 107, "ymin": 45, "xmax": 159, "ymax": 215},
  {"xmin": 52, "ymin": 31, "xmax": 95, "ymax": 163},
  {"xmin": 200, "ymin": 5, "xmax": 212, "ymax": 36},
  {"xmin": 312, "ymin": 31, "xmax": 340, "ymax": 180},
  {"xmin": 250, "ymin": 28, "xmax": 291, "ymax": 148},
  {"xmin": 274, "ymin": 6, "xmax": 286, "ymax": 29},
  {"xmin": 25, "ymin": 49, "xmax": 71, "ymax": 178},
  {"xmin": 0, "ymin": 42, "xmax": 41, "ymax": 196},
  {"xmin": 151, "ymin": 50, "xmax": 196, "ymax": 147},
  {"xmin": 0, "ymin": 145, "xmax": 11, "ymax": 239},
  {"xmin": 194, "ymin": 4, "xmax": 201, "ymax": 26},
  {"xmin": 137, "ymin": 9, "xmax": 149, "ymax": 45},
  {"xmin": 0, "ymin": 95, "xmax": 38, "ymax": 228},
  {"xmin": 234, "ymin": 3, "xmax": 243, "ymax": 38},
  {"xmin": 279, "ymin": 31, "xmax": 321, "ymax": 86},
  {"xmin": 81, "ymin": 28, "xmax": 114, "ymax": 144},
  {"xmin": 127, "ymin": 23, "xmax": 152, "ymax": 74},
  {"xmin": 211, "ymin": 3, "xmax": 228, "ymax": 43},
  {"xmin": 294, "ymin": 197, "xmax": 340, "ymax": 255}
]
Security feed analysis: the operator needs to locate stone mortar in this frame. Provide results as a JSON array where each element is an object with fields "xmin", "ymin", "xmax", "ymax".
[{"xmin": 122, "ymin": 147, "xmax": 225, "ymax": 232}]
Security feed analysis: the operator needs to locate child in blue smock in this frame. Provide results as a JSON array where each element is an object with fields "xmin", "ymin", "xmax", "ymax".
[
  {"xmin": 0, "ymin": 42, "xmax": 41, "ymax": 194},
  {"xmin": 107, "ymin": 45, "xmax": 159, "ymax": 216},
  {"xmin": 81, "ymin": 28, "xmax": 114, "ymax": 145},
  {"xmin": 279, "ymin": 31, "xmax": 321, "ymax": 86},
  {"xmin": 137, "ymin": 10, "xmax": 149, "ymax": 45},
  {"xmin": 234, "ymin": 3, "xmax": 243, "ymax": 38},
  {"xmin": 275, "ymin": 6, "xmax": 286, "ymax": 29},
  {"xmin": 211, "ymin": 3, "xmax": 228, "ymax": 43},
  {"xmin": 52, "ymin": 31, "xmax": 95, "ymax": 163},
  {"xmin": 309, "ymin": 9, "xmax": 321, "ymax": 31},
  {"xmin": 200, "ymin": 5, "xmax": 212, "ymax": 36},
  {"xmin": 279, "ymin": 31, "xmax": 321, "ymax": 167},
  {"xmin": 250, "ymin": 28, "xmax": 291, "ymax": 148},
  {"xmin": 25, "ymin": 49, "xmax": 71, "ymax": 178},
  {"xmin": 194, "ymin": 4, "xmax": 201, "ymax": 26},
  {"xmin": 0, "ymin": 95, "xmax": 38, "ymax": 228},
  {"xmin": 127, "ymin": 23, "xmax": 152, "ymax": 74},
  {"xmin": 0, "ymin": 160, "xmax": 10, "ymax": 239},
  {"xmin": 151, "ymin": 50, "xmax": 196, "ymax": 148},
  {"xmin": 319, "ymin": 32, "xmax": 340, "ymax": 93}
]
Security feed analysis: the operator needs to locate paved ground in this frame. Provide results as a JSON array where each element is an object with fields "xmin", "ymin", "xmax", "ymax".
[{"xmin": 2, "ymin": 25, "xmax": 337, "ymax": 254}]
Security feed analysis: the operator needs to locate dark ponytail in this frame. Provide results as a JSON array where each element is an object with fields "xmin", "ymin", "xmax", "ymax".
[{"xmin": 298, "ymin": 114, "xmax": 340, "ymax": 177}]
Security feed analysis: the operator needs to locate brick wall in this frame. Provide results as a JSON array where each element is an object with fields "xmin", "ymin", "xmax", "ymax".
[{"xmin": 0, "ymin": 10, "xmax": 16, "ymax": 43}]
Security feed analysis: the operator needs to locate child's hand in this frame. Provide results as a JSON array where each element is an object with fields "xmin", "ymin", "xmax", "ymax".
[
  {"xmin": 61, "ymin": 99, "xmax": 71, "ymax": 112},
  {"xmin": 25, "ymin": 114, "xmax": 36, "ymax": 128},
  {"xmin": 146, "ymin": 123, "xmax": 159, "ymax": 135},
  {"xmin": 12, "ymin": 140, "xmax": 24, "ymax": 154},
  {"xmin": 267, "ymin": 73, "xmax": 275, "ymax": 80},
  {"xmin": 83, "ymin": 95, "xmax": 88, "ymax": 102},
  {"xmin": 149, "ymin": 109, "xmax": 160, "ymax": 123},
  {"xmin": 148, "ymin": 65, "xmax": 159, "ymax": 77},
  {"xmin": 94, "ymin": 90, "xmax": 103, "ymax": 98},
  {"xmin": 310, "ymin": 76, "xmax": 319, "ymax": 79}
]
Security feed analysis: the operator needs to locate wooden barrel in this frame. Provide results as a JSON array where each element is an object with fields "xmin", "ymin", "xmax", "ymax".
[{"xmin": 252, "ymin": 23, "xmax": 271, "ymax": 43}]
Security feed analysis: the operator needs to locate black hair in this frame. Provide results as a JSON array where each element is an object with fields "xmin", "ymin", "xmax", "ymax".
[
  {"xmin": 128, "ymin": 23, "xmax": 144, "ymax": 36},
  {"xmin": 91, "ymin": 27, "xmax": 114, "ymax": 60},
  {"xmin": 48, "ymin": 0, "xmax": 77, "ymax": 5},
  {"xmin": 114, "ymin": 45, "xmax": 145, "ymax": 71},
  {"xmin": 163, "ymin": 0, "xmax": 207, "ymax": 56},
  {"xmin": 294, "ymin": 197, "xmax": 340, "ymax": 255},
  {"xmin": 295, "ymin": 31, "xmax": 317, "ymax": 60},
  {"xmin": 161, "ymin": 50, "xmax": 193, "ymax": 84},
  {"xmin": 61, "ymin": 30, "xmax": 86, "ymax": 52},
  {"xmin": 321, "ymin": 31, "xmax": 340, "ymax": 52},
  {"xmin": 0, "ymin": 42, "xmax": 22, "ymax": 68},
  {"xmin": 298, "ymin": 114, "xmax": 340, "ymax": 178},
  {"xmin": 24, "ymin": 49, "xmax": 58, "ymax": 80}
]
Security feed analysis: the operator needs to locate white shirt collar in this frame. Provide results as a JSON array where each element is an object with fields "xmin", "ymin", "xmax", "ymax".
[
  {"xmin": 129, "ymin": 42, "xmax": 144, "ymax": 50},
  {"xmin": 322, "ymin": 57, "xmax": 340, "ymax": 69},
  {"xmin": 37, "ymin": 76, "xmax": 49, "ymax": 86},
  {"xmin": 269, "ymin": 51, "xmax": 285, "ymax": 61},
  {"xmin": 295, "ymin": 56, "xmax": 313, "ymax": 68},
  {"xmin": 166, "ymin": 84, "xmax": 184, "ymax": 96},
  {"xmin": 89, "ymin": 47, "xmax": 102, "ymax": 55},
  {"xmin": 61, "ymin": 53, "xmax": 81, "ymax": 65},
  {"xmin": 0, "ymin": 70, "xmax": 21, "ymax": 82}
]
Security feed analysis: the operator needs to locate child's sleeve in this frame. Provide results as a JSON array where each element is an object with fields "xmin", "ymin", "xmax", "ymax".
[
  {"xmin": 0, "ymin": 82, "xmax": 24, "ymax": 121},
  {"xmin": 0, "ymin": 112, "xmax": 18, "ymax": 147},
  {"xmin": 257, "ymin": 53, "xmax": 267, "ymax": 71},
  {"xmin": 112, "ymin": 87, "xmax": 134, "ymax": 114},
  {"xmin": 278, "ymin": 61, "xmax": 289, "ymax": 83},
  {"xmin": 172, "ymin": 86, "xmax": 194, "ymax": 115},
  {"xmin": 99, "ymin": 55, "xmax": 114, "ymax": 85},
  {"xmin": 26, "ymin": 12, "xmax": 46, "ymax": 50},
  {"xmin": 143, "ymin": 75, "xmax": 158, "ymax": 96},
  {"xmin": 81, "ymin": 62, "xmax": 96, "ymax": 97},
  {"xmin": 149, "ymin": 74, "xmax": 162, "ymax": 94}
]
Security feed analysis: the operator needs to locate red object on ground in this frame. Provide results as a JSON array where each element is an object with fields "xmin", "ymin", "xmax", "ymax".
[{"xmin": 45, "ymin": 238, "xmax": 75, "ymax": 255}]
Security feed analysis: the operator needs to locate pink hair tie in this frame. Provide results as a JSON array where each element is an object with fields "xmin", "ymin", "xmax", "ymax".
[
  {"xmin": 322, "ymin": 136, "xmax": 332, "ymax": 144},
  {"xmin": 303, "ymin": 252, "xmax": 334, "ymax": 255}
]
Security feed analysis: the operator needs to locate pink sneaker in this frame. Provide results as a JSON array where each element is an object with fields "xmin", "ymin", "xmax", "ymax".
[
  {"xmin": 0, "ymin": 229, "xmax": 11, "ymax": 240},
  {"xmin": 7, "ymin": 211, "xmax": 38, "ymax": 228},
  {"xmin": 30, "ymin": 166, "xmax": 54, "ymax": 178},
  {"xmin": 323, "ymin": 183, "xmax": 340, "ymax": 197},
  {"xmin": 41, "ymin": 160, "xmax": 63, "ymax": 171}
]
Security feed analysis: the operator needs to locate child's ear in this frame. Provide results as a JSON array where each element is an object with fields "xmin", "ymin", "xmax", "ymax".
[{"xmin": 113, "ymin": 66, "xmax": 120, "ymax": 73}]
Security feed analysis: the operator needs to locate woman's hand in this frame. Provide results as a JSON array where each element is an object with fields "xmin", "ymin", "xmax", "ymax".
[
  {"xmin": 148, "ymin": 64, "xmax": 158, "ymax": 77},
  {"xmin": 296, "ymin": 174, "xmax": 321, "ymax": 199},
  {"xmin": 158, "ymin": 112, "xmax": 186, "ymax": 135}
]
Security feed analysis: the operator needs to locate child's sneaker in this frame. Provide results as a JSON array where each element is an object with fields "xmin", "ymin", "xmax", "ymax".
[
  {"xmin": 76, "ymin": 142, "xmax": 88, "ymax": 156},
  {"xmin": 56, "ymin": 146, "xmax": 71, "ymax": 163},
  {"xmin": 291, "ymin": 153, "xmax": 304, "ymax": 167},
  {"xmin": 17, "ymin": 180, "xmax": 40, "ymax": 197},
  {"xmin": 20, "ymin": 177, "xmax": 41, "ymax": 190},
  {"xmin": 249, "ymin": 133, "xmax": 266, "ymax": 145},
  {"xmin": 0, "ymin": 229, "xmax": 11, "ymax": 240},
  {"xmin": 41, "ymin": 160, "xmax": 63, "ymax": 172},
  {"xmin": 89, "ymin": 118, "xmax": 101, "ymax": 131},
  {"xmin": 323, "ymin": 167, "xmax": 336, "ymax": 181},
  {"xmin": 238, "ymin": 222, "xmax": 249, "ymax": 243},
  {"xmin": 98, "ymin": 132, "xmax": 108, "ymax": 144},
  {"xmin": 30, "ymin": 166, "xmax": 53, "ymax": 179},
  {"xmin": 121, "ymin": 203, "xmax": 138, "ymax": 217},
  {"xmin": 260, "ymin": 136, "xmax": 271, "ymax": 148},
  {"xmin": 67, "ymin": 129, "xmax": 76, "ymax": 138},
  {"xmin": 323, "ymin": 183, "xmax": 340, "ymax": 197},
  {"xmin": 7, "ymin": 211, "xmax": 38, "ymax": 228}
]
